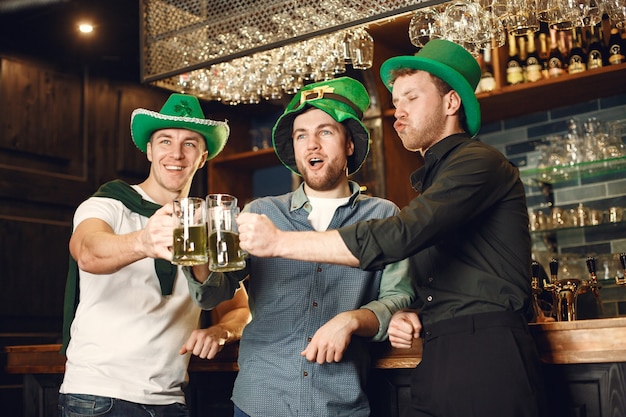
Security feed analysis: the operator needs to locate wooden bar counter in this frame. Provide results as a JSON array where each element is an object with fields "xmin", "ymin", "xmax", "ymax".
[{"xmin": 5, "ymin": 317, "xmax": 626, "ymax": 417}]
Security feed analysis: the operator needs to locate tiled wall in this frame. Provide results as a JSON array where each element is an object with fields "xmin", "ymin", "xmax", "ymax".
[{"xmin": 478, "ymin": 92, "xmax": 626, "ymax": 317}]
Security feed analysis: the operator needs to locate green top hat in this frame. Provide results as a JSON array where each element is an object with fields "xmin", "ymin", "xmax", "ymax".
[
  {"xmin": 130, "ymin": 93, "xmax": 230, "ymax": 159},
  {"xmin": 272, "ymin": 77, "xmax": 370, "ymax": 176},
  {"xmin": 380, "ymin": 39, "xmax": 482, "ymax": 137}
]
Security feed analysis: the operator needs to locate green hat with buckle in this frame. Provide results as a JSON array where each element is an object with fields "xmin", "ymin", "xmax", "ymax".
[
  {"xmin": 272, "ymin": 77, "xmax": 370, "ymax": 176},
  {"xmin": 130, "ymin": 93, "xmax": 230, "ymax": 159},
  {"xmin": 380, "ymin": 39, "xmax": 481, "ymax": 137}
]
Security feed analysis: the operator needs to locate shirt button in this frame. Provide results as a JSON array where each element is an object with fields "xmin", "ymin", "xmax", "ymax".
[
  {"xmin": 303, "ymin": 372, "xmax": 308, "ymax": 377},
  {"xmin": 312, "ymin": 302, "xmax": 318, "ymax": 307},
  {"xmin": 428, "ymin": 277, "xmax": 434, "ymax": 283},
  {"xmin": 307, "ymin": 337, "xmax": 312, "ymax": 342},
  {"xmin": 425, "ymin": 330, "xmax": 432, "ymax": 336},
  {"xmin": 426, "ymin": 295, "xmax": 433, "ymax": 302}
]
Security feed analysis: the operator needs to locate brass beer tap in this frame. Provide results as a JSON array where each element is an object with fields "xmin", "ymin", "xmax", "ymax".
[
  {"xmin": 617, "ymin": 253, "xmax": 626, "ymax": 286},
  {"xmin": 531, "ymin": 261, "xmax": 543, "ymax": 321},
  {"xmin": 585, "ymin": 256, "xmax": 603, "ymax": 314}
]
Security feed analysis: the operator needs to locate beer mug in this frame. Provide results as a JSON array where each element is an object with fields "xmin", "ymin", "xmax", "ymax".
[
  {"xmin": 207, "ymin": 193, "xmax": 246, "ymax": 272},
  {"xmin": 172, "ymin": 197, "xmax": 208, "ymax": 266}
]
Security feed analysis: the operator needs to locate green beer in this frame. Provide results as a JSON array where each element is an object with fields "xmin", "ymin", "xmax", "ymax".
[
  {"xmin": 172, "ymin": 224, "xmax": 208, "ymax": 265},
  {"xmin": 209, "ymin": 230, "xmax": 246, "ymax": 272}
]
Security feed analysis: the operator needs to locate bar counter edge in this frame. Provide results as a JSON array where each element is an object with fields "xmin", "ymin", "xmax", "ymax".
[{"xmin": 5, "ymin": 316, "xmax": 626, "ymax": 375}]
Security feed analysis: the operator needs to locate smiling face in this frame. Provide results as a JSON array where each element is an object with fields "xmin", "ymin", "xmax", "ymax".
[
  {"xmin": 143, "ymin": 128, "xmax": 208, "ymax": 204},
  {"xmin": 292, "ymin": 108, "xmax": 354, "ymax": 198}
]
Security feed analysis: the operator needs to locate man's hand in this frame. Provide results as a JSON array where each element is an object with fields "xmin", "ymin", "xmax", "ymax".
[
  {"xmin": 71, "ymin": 203, "xmax": 177, "ymax": 274},
  {"xmin": 301, "ymin": 312, "xmax": 357, "ymax": 364},
  {"xmin": 237, "ymin": 212, "xmax": 280, "ymax": 257},
  {"xmin": 180, "ymin": 326, "xmax": 229, "ymax": 359},
  {"xmin": 388, "ymin": 309, "xmax": 421, "ymax": 349},
  {"xmin": 140, "ymin": 203, "xmax": 176, "ymax": 261}
]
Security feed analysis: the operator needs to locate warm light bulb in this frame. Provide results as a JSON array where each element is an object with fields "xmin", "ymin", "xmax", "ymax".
[{"xmin": 78, "ymin": 23, "xmax": 93, "ymax": 34}]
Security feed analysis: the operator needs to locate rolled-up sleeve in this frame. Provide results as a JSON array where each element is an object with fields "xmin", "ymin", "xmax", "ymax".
[
  {"xmin": 360, "ymin": 257, "xmax": 415, "ymax": 341},
  {"xmin": 184, "ymin": 266, "xmax": 248, "ymax": 309}
]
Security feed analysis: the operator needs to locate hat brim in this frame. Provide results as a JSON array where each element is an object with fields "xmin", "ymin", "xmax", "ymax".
[
  {"xmin": 272, "ymin": 103, "xmax": 370, "ymax": 176},
  {"xmin": 130, "ymin": 109, "xmax": 230, "ymax": 159},
  {"xmin": 380, "ymin": 56, "xmax": 481, "ymax": 137}
]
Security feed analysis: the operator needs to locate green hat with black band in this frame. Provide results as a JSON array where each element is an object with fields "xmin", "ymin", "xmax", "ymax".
[
  {"xmin": 380, "ymin": 39, "xmax": 482, "ymax": 137},
  {"xmin": 272, "ymin": 77, "xmax": 370, "ymax": 176},
  {"xmin": 130, "ymin": 93, "xmax": 230, "ymax": 159}
]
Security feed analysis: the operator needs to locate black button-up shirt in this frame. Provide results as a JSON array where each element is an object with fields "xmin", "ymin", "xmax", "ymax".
[{"xmin": 339, "ymin": 134, "xmax": 533, "ymax": 326}]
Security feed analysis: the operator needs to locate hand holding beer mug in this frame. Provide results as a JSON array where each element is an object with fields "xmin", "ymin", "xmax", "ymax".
[
  {"xmin": 207, "ymin": 193, "xmax": 246, "ymax": 272},
  {"xmin": 172, "ymin": 197, "xmax": 208, "ymax": 266}
]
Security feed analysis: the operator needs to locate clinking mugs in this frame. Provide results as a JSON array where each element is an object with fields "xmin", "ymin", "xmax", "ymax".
[{"xmin": 207, "ymin": 193, "xmax": 246, "ymax": 272}]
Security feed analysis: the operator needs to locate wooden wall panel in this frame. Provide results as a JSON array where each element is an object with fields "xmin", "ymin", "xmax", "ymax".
[
  {"xmin": 0, "ymin": 56, "xmax": 186, "ymax": 336},
  {"xmin": 0, "ymin": 218, "xmax": 69, "ymax": 329},
  {"xmin": 0, "ymin": 58, "xmax": 83, "ymax": 175},
  {"xmin": 0, "ymin": 54, "xmax": 224, "ymax": 339}
]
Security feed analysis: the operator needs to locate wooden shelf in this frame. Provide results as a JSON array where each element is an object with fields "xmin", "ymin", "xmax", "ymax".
[
  {"xmin": 383, "ymin": 63, "xmax": 626, "ymax": 125},
  {"xmin": 479, "ymin": 64, "xmax": 626, "ymax": 124},
  {"xmin": 210, "ymin": 147, "xmax": 279, "ymax": 171}
]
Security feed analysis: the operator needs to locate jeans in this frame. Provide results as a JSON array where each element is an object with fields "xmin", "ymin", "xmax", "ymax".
[{"xmin": 58, "ymin": 394, "xmax": 189, "ymax": 417}]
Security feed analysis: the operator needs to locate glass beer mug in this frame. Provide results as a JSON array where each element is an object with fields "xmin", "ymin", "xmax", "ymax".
[
  {"xmin": 172, "ymin": 197, "xmax": 208, "ymax": 266},
  {"xmin": 207, "ymin": 193, "xmax": 246, "ymax": 272}
]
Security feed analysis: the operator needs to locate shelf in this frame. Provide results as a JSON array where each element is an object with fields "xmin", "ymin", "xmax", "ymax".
[
  {"xmin": 531, "ymin": 220, "xmax": 626, "ymax": 236},
  {"xmin": 210, "ymin": 147, "xmax": 279, "ymax": 171},
  {"xmin": 479, "ymin": 64, "xmax": 626, "ymax": 123},
  {"xmin": 520, "ymin": 155, "xmax": 626, "ymax": 185},
  {"xmin": 381, "ymin": 64, "xmax": 626, "ymax": 125}
]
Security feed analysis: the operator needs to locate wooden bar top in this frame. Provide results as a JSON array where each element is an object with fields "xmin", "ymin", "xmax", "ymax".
[
  {"xmin": 5, "ymin": 317, "xmax": 626, "ymax": 375},
  {"xmin": 529, "ymin": 316, "xmax": 626, "ymax": 364},
  {"xmin": 3, "ymin": 342, "xmax": 422, "ymax": 374}
]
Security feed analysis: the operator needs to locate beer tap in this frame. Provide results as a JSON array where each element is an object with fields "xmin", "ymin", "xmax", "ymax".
[
  {"xmin": 531, "ymin": 261, "xmax": 543, "ymax": 321},
  {"xmin": 617, "ymin": 253, "xmax": 626, "ymax": 286},
  {"xmin": 544, "ymin": 257, "xmax": 583, "ymax": 321},
  {"xmin": 542, "ymin": 258, "xmax": 559, "ymax": 318},
  {"xmin": 585, "ymin": 256, "xmax": 603, "ymax": 314}
]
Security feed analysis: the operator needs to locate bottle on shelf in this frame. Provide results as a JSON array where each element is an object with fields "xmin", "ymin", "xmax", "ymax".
[
  {"xmin": 607, "ymin": 27, "xmax": 625, "ymax": 65},
  {"xmin": 506, "ymin": 33, "xmax": 524, "ymax": 85},
  {"xmin": 538, "ymin": 32, "xmax": 550, "ymax": 79},
  {"xmin": 477, "ymin": 47, "xmax": 496, "ymax": 93},
  {"xmin": 568, "ymin": 28, "xmax": 587, "ymax": 74},
  {"xmin": 518, "ymin": 35, "xmax": 528, "ymax": 82},
  {"xmin": 525, "ymin": 31, "xmax": 544, "ymax": 82},
  {"xmin": 586, "ymin": 24, "xmax": 604, "ymax": 70},
  {"xmin": 547, "ymin": 28, "xmax": 565, "ymax": 77}
]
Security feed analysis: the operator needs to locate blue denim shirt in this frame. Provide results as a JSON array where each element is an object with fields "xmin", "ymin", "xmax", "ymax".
[{"xmin": 188, "ymin": 181, "xmax": 413, "ymax": 417}]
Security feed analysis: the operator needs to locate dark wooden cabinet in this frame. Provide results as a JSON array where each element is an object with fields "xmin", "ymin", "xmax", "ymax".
[{"xmin": 16, "ymin": 362, "xmax": 626, "ymax": 417}]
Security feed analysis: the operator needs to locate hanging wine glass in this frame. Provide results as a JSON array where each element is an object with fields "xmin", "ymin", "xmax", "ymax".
[{"xmin": 409, "ymin": 7, "xmax": 441, "ymax": 48}]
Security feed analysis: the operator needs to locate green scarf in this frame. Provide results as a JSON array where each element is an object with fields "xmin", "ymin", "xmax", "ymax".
[{"xmin": 60, "ymin": 180, "xmax": 177, "ymax": 355}]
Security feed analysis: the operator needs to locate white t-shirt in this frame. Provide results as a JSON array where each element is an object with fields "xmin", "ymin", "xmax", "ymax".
[
  {"xmin": 60, "ymin": 186, "xmax": 200, "ymax": 405},
  {"xmin": 307, "ymin": 195, "xmax": 350, "ymax": 231}
]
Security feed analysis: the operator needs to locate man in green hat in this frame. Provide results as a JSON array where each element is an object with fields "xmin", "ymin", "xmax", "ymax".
[
  {"xmin": 237, "ymin": 40, "xmax": 548, "ymax": 417},
  {"xmin": 185, "ymin": 76, "xmax": 414, "ymax": 417},
  {"xmin": 58, "ymin": 93, "xmax": 250, "ymax": 417}
]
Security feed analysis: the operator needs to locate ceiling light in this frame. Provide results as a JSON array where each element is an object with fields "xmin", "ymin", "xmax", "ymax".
[{"xmin": 78, "ymin": 23, "xmax": 93, "ymax": 34}]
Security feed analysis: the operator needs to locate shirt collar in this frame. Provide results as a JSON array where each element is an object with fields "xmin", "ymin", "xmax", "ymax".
[
  {"xmin": 290, "ymin": 181, "xmax": 362, "ymax": 212},
  {"xmin": 410, "ymin": 133, "xmax": 471, "ymax": 191}
]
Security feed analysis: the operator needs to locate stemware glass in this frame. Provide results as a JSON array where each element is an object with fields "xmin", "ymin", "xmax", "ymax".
[
  {"xmin": 349, "ymin": 28, "xmax": 374, "ymax": 70},
  {"xmin": 409, "ymin": 7, "xmax": 442, "ymax": 48}
]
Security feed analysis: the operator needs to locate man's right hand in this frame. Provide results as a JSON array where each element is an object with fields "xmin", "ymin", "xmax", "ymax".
[
  {"xmin": 140, "ymin": 203, "xmax": 175, "ymax": 261},
  {"xmin": 388, "ymin": 309, "xmax": 421, "ymax": 349},
  {"xmin": 237, "ymin": 212, "xmax": 280, "ymax": 257}
]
